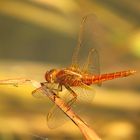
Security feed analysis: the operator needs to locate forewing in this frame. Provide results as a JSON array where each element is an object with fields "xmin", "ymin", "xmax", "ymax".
[
  {"xmin": 34, "ymin": 85, "xmax": 72, "ymax": 129},
  {"xmin": 46, "ymin": 85, "xmax": 95, "ymax": 128},
  {"xmin": 32, "ymin": 83, "xmax": 58, "ymax": 99},
  {"xmin": 32, "ymin": 83, "xmax": 95, "ymax": 128},
  {"xmin": 46, "ymin": 87, "xmax": 74, "ymax": 129},
  {"xmin": 71, "ymin": 14, "xmax": 103, "ymax": 75},
  {"xmin": 32, "ymin": 87, "xmax": 48, "ymax": 99}
]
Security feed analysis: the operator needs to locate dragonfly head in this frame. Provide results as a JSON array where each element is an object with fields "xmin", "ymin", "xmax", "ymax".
[{"xmin": 45, "ymin": 69, "xmax": 58, "ymax": 83}]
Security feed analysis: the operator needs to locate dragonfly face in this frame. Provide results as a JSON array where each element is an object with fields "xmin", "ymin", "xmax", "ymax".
[{"xmin": 45, "ymin": 69, "xmax": 58, "ymax": 83}]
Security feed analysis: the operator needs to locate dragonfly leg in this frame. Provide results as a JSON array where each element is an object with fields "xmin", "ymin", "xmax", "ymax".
[
  {"xmin": 51, "ymin": 84, "xmax": 62, "ymax": 96},
  {"xmin": 64, "ymin": 85, "xmax": 77, "ymax": 110},
  {"xmin": 51, "ymin": 85, "xmax": 62, "ymax": 101},
  {"xmin": 40, "ymin": 82, "xmax": 62, "ymax": 93},
  {"xmin": 57, "ymin": 84, "xmax": 62, "ymax": 92}
]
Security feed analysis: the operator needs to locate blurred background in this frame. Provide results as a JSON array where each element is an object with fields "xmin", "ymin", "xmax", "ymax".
[{"xmin": 0, "ymin": 0, "xmax": 140, "ymax": 140}]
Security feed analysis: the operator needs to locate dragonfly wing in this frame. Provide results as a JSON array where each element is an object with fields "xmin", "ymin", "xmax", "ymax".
[
  {"xmin": 34, "ymin": 84, "xmax": 72, "ymax": 129},
  {"xmin": 71, "ymin": 14, "xmax": 104, "ymax": 75},
  {"xmin": 31, "ymin": 84, "xmax": 69, "ymax": 128},
  {"xmin": 70, "ymin": 84, "xmax": 96, "ymax": 115},
  {"xmin": 46, "ymin": 84, "xmax": 95, "ymax": 128},
  {"xmin": 84, "ymin": 48, "xmax": 102, "ymax": 86},
  {"xmin": 32, "ymin": 87, "xmax": 48, "ymax": 99},
  {"xmin": 47, "ymin": 104, "xmax": 69, "ymax": 129},
  {"xmin": 83, "ymin": 48, "xmax": 100, "ymax": 75},
  {"xmin": 32, "ymin": 83, "xmax": 59, "ymax": 99},
  {"xmin": 46, "ymin": 87, "xmax": 74, "ymax": 129},
  {"xmin": 32, "ymin": 83, "xmax": 95, "ymax": 128},
  {"xmin": 71, "ymin": 84, "xmax": 95, "ymax": 103}
]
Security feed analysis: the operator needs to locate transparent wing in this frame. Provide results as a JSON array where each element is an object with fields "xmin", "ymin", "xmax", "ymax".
[
  {"xmin": 32, "ymin": 84, "xmax": 95, "ymax": 129},
  {"xmin": 70, "ymin": 84, "xmax": 96, "ymax": 114},
  {"xmin": 47, "ymin": 87, "xmax": 74, "ymax": 129},
  {"xmin": 32, "ymin": 87, "xmax": 48, "ymax": 99},
  {"xmin": 47, "ymin": 104, "xmax": 69, "ymax": 129},
  {"xmin": 46, "ymin": 84, "xmax": 96, "ymax": 129},
  {"xmin": 32, "ymin": 82, "xmax": 58, "ymax": 99},
  {"xmin": 71, "ymin": 14, "xmax": 103, "ymax": 75},
  {"xmin": 83, "ymin": 48, "xmax": 100, "ymax": 75},
  {"xmin": 32, "ymin": 84, "xmax": 71, "ymax": 129}
]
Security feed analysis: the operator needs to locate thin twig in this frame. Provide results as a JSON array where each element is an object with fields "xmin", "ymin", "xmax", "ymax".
[{"xmin": 0, "ymin": 78, "xmax": 101, "ymax": 140}]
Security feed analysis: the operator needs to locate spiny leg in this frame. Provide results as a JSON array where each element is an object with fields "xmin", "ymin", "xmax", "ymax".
[
  {"xmin": 51, "ymin": 84, "xmax": 62, "ymax": 96},
  {"xmin": 58, "ymin": 84, "xmax": 63, "ymax": 92},
  {"xmin": 51, "ymin": 84, "xmax": 62, "ymax": 101},
  {"xmin": 64, "ymin": 85, "xmax": 77, "ymax": 109}
]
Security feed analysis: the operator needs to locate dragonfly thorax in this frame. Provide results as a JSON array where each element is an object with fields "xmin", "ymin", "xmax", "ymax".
[{"xmin": 45, "ymin": 69, "xmax": 59, "ymax": 83}]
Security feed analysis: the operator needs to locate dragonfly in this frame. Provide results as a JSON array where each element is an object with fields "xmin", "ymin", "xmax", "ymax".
[{"xmin": 32, "ymin": 14, "xmax": 136, "ymax": 128}]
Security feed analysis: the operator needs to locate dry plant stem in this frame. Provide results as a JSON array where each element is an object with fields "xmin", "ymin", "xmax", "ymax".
[
  {"xmin": 41, "ymin": 86, "xmax": 101, "ymax": 140},
  {"xmin": 0, "ymin": 78, "xmax": 101, "ymax": 140}
]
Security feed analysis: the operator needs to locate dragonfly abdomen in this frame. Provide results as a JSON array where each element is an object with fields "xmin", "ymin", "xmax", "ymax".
[{"xmin": 82, "ymin": 70, "xmax": 136, "ymax": 85}]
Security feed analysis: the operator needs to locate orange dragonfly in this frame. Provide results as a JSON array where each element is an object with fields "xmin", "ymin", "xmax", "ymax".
[{"xmin": 32, "ymin": 14, "xmax": 136, "ymax": 128}]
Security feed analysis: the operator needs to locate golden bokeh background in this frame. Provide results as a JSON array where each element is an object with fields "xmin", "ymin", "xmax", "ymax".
[{"xmin": 0, "ymin": 0, "xmax": 140, "ymax": 140}]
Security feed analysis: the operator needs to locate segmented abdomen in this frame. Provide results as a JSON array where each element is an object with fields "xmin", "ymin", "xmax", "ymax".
[{"xmin": 82, "ymin": 70, "xmax": 136, "ymax": 85}]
